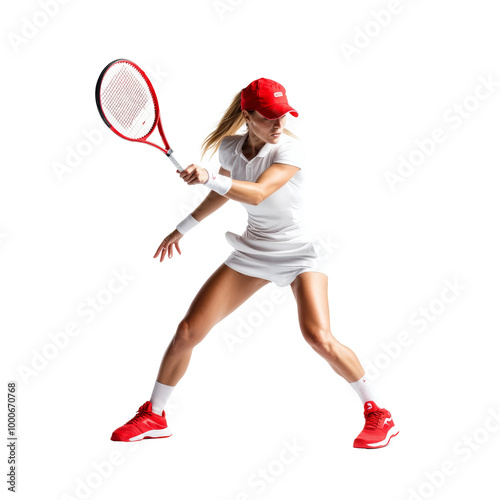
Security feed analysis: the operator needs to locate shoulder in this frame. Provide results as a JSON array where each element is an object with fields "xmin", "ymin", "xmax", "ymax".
[
  {"xmin": 275, "ymin": 134, "xmax": 303, "ymax": 151},
  {"xmin": 218, "ymin": 134, "xmax": 244, "ymax": 168},
  {"xmin": 219, "ymin": 134, "xmax": 244, "ymax": 155},
  {"xmin": 270, "ymin": 135, "xmax": 305, "ymax": 169}
]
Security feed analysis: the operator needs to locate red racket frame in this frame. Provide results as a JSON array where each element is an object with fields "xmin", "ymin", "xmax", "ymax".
[{"xmin": 95, "ymin": 59, "xmax": 184, "ymax": 171}]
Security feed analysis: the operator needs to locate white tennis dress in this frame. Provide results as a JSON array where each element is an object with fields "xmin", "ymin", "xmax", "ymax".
[{"xmin": 219, "ymin": 131, "xmax": 328, "ymax": 287}]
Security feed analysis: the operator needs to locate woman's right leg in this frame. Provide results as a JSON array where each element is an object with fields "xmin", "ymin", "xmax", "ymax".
[
  {"xmin": 156, "ymin": 263, "xmax": 271, "ymax": 386},
  {"xmin": 110, "ymin": 264, "xmax": 271, "ymax": 441}
]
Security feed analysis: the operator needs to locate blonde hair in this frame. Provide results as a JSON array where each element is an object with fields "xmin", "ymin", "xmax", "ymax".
[{"xmin": 200, "ymin": 91, "xmax": 298, "ymax": 160}]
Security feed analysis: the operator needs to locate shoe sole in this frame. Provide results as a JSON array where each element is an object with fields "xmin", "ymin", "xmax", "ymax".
[
  {"xmin": 353, "ymin": 426, "xmax": 399, "ymax": 449},
  {"xmin": 111, "ymin": 428, "xmax": 172, "ymax": 442}
]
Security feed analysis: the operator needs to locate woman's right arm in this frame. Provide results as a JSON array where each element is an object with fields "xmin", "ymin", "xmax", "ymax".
[{"xmin": 153, "ymin": 166, "xmax": 231, "ymax": 262}]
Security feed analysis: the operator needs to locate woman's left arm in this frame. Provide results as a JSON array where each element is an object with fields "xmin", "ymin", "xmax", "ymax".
[
  {"xmin": 226, "ymin": 163, "xmax": 299, "ymax": 205},
  {"xmin": 179, "ymin": 163, "xmax": 299, "ymax": 205}
]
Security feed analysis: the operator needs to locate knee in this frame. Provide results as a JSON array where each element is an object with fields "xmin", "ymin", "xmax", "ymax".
[
  {"xmin": 303, "ymin": 328, "xmax": 340, "ymax": 358},
  {"xmin": 171, "ymin": 319, "xmax": 202, "ymax": 350}
]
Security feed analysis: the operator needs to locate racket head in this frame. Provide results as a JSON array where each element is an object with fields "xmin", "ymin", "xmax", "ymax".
[{"xmin": 95, "ymin": 59, "xmax": 160, "ymax": 143}]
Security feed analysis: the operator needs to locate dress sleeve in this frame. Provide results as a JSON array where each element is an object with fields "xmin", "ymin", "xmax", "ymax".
[{"xmin": 272, "ymin": 138, "xmax": 305, "ymax": 169}]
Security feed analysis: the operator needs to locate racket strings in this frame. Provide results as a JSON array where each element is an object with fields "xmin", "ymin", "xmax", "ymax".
[
  {"xmin": 99, "ymin": 62, "xmax": 157, "ymax": 140},
  {"xmin": 103, "ymin": 68, "xmax": 148, "ymax": 130}
]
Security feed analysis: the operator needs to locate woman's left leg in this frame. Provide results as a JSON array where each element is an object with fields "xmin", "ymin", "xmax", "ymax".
[
  {"xmin": 290, "ymin": 271, "xmax": 399, "ymax": 449},
  {"xmin": 289, "ymin": 271, "xmax": 365, "ymax": 383}
]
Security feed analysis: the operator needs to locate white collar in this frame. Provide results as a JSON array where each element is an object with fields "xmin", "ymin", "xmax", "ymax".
[{"xmin": 232, "ymin": 132, "xmax": 274, "ymax": 160}]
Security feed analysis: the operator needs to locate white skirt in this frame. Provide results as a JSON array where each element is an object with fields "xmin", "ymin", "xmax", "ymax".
[{"xmin": 223, "ymin": 230, "xmax": 328, "ymax": 287}]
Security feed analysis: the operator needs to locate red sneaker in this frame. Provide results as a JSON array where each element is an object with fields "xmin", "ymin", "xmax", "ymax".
[
  {"xmin": 353, "ymin": 401, "xmax": 399, "ymax": 449},
  {"xmin": 110, "ymin": 401, "xmax": 172, "ymax": 442}
]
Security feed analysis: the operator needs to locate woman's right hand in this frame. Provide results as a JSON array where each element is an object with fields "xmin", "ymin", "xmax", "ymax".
[{"xmin": 153, "ymin": 230, "xmax": 183, "ymax": 262}]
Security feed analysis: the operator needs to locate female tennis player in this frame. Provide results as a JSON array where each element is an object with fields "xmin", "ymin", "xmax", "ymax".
[{"xmin": 110, "ymin": 78, "xmax": 399, "ymax": 448}]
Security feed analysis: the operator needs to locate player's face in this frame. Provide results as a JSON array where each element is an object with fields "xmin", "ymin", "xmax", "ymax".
[{"xmin": 244, "ymin": 110, "xmax": 288, "ymax": 144}]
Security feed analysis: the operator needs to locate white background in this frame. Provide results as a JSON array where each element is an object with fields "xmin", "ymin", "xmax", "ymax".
[{"xmin": 2, "ymin": 0, "xmax": 500, "ymax": 499}]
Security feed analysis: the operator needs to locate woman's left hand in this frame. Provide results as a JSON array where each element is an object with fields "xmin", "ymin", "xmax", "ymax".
[{"xmin": 177, "ymin": 164, "xmax": 209, "ymax": 186}]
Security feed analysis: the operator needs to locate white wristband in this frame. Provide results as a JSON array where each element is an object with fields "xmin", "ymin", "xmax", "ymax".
[
  {"xmin": 176, "ymin": 213, "xmax": 199, "ymax": 234},
  {"xmin": 203, "ymin": 168, "xmax": 232, "ymax": 195}
]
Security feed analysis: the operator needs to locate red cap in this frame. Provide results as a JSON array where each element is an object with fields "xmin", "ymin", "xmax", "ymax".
[{"xmin": 241, "ymin": 78, "xmax": 299, "ymax": 119}]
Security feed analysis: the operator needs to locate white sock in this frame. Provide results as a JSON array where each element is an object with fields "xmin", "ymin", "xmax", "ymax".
[
  {"xmin": 150, "ymin": 381, "xmax": 175, "ymax": 416},
  {"xmin": 349, "ymin": 374, "xmax": 383, "ymax": 409}
]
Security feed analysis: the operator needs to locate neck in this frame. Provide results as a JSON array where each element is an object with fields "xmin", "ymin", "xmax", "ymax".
[{"xmin": 244, "ymin": 129, "xmax": 266, "ymax": 157}]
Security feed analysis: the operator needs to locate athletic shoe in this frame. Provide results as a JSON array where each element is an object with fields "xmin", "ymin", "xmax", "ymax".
[
  {"xmin": 110, "ymin": 401, "xmax": 172, "ymax": 442},
  {"xmin": 353, "ymin": 401, "xmax": 399, "ymax": 449}
]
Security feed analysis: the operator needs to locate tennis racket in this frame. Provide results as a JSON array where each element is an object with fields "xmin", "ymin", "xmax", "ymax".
[{"xmin": 95, "ymin": 58, "xmax": 184, "ymax": 171}]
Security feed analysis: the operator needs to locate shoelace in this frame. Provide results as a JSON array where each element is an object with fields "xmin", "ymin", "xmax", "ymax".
[
  {"xmin": 124, "ymin": 404, "xmax": 151, "ymax": 429},
  {"xmin": 364, "ymin": 409, "xmax": 384, "ymax": 430}
]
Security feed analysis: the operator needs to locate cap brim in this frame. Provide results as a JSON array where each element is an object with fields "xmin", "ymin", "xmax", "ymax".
[{"xmin": 256, "ymin": 103, "xmax": 299, "ymax": 119}]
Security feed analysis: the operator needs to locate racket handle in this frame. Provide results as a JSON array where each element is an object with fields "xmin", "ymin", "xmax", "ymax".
[{"xmin": 167, "ymin": 150, "xmax": 184, "ymax": 172}]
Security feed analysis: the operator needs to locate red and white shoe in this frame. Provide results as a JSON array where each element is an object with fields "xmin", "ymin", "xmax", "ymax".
[
  {"xmin": 110, "ymin": 401, "xmax": 172, "ymax": 442},
  {"xmin": 353, "ymin": 401, "xmax": 399, "ymax": 449}
]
